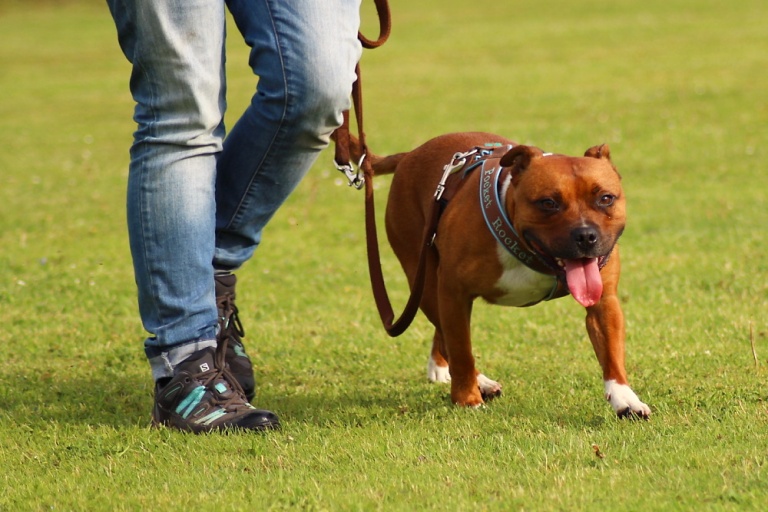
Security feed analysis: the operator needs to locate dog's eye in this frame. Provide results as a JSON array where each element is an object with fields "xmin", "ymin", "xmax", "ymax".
[
  {"xmin": 537, "ymin": 198, "xmax": 560, "ymax": 211},
  {"xmin": 597, "ymin": 194, "xmax": 615, "ymax": 207}
]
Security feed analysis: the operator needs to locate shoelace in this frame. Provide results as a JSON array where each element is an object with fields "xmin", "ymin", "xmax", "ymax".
[
  {"xmin": 216, "ymin": 293, "xmax": 245, "ymax": 340},
  {"xmin": 192, "ymin": 339, "xmax": 251, "ymax": 410}
]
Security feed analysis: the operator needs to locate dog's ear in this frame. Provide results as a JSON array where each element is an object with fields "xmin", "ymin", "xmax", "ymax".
[
  {"xmin": 499, "ymin": 145, "xmax": 544, "ymax": 173},
  {"xmin": 584, "ymin": 143, "xmax": 621, "ymax": 177},
  {"xmin": 584, "ymin": 143, "xmax": 611, "ymax": 161}
]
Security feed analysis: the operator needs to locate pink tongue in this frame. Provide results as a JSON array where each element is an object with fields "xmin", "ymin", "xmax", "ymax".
[{"xmin": 564, "ymin": 258, "xmax": 603, "ymax": 308}]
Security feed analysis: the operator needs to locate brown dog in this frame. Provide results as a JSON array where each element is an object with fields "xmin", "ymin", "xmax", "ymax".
[{"xmin": 355, "ymin": 131, "xmax": 650, "ymax": 418}]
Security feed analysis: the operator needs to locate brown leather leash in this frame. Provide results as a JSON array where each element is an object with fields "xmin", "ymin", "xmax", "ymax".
[{"xmin": 334, "ymin": 0, "xmax": 429, "ymax": 337}]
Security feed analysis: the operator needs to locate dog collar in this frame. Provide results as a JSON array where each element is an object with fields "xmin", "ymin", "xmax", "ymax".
[{"xmin": 477, "ymin": 158, "xmax": 569, "ymax": 301}]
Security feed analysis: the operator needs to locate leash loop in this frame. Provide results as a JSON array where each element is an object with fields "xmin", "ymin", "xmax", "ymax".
[{"xmin": 358, "ymin": 0, "xmax": 392, "ymax": 49}]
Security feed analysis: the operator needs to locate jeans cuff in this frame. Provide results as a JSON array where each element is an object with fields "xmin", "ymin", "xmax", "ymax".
[{"xmin": 146, "ymin": 338, "xmax": 218, "ymax": 381}]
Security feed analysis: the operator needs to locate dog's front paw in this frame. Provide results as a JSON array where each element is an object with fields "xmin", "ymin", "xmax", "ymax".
[
  {"xmin": 477, "ymin": 373, "xmax": 502, "ymax": 400},
  {"xmin": 604, "ymin": 380, "xmax": 651, "ymax": 419},
  {"xmin": 427, "ymin": 355, "xmax": 451, "ymax": 383}
]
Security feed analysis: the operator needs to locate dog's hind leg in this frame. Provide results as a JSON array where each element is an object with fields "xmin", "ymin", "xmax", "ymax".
[
  {"xmin": 423, "ymin": 272, "xmax": 501, "ymax": 403},
  {"xmin": 427, "ymin": 329, "xmax": 451, "ymax": 383},
  {"xmin": 405, "ymin": 249, "xmax": 452, "ymax": 384}
]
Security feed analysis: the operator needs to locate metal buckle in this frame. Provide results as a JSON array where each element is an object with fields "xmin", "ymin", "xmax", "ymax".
[{"xmin": 334, "ymin": 153, "xmax": 366, "ymax": 190}]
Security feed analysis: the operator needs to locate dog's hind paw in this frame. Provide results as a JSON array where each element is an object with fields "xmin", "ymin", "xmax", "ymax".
[
  {"xmin": 427, "ymin": 356, "xmax": 451, "ymax": 383},
  {"xmin": 604, "ymin": 380, "xmax": 651, "ymax": 419},
  {"xmin": 478, "ymin": 373, "xmax": 502, "ymax": 400}
]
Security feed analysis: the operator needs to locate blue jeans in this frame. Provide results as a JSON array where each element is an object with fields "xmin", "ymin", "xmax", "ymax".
[{"xmin": 107, "ymin": 0, "xmax": 362, "ymax": 379}]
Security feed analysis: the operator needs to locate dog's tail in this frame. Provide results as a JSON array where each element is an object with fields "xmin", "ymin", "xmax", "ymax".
[{"xmin": 332, "ymin": 132, "xmax": 405, "ymax": 176}]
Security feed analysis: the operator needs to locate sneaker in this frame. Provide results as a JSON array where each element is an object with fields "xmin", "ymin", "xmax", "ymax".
[
  {"xmin": 152, "ymin": 347, "xmax": 280, "ymax": 433},
  {"xmin": 215, "ymin": 274, "xmax": 256, "ymax": 402}
]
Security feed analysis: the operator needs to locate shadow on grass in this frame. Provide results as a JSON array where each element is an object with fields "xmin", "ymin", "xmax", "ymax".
[
  {"xmin": 266, "ymin": 381, "xmax": 615, "ymax": 431},
  {"xmin": 0, "ymin": 368, "xmax": 153, "ymax": 428},
  {"xmin": 272, "ymin": 387, "xmax": 454, "ymax": 428},
  {"xmin": 0, "ymin": 368, "xmax": 452, "ymax": 430},
  {"xmin": 0, "ymin": 365, "xmax": 613, "ymax": 431}
]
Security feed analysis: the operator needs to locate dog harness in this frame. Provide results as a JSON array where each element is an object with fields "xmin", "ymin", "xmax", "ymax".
[{"xmin": 435, "ymin": 144, "xmax": 570, "ymax": 304}]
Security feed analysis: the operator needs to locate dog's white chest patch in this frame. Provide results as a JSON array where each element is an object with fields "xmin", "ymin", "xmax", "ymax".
[{"xmin": 489, "ymin": 244, "xmax": 557, "ymax": 306}]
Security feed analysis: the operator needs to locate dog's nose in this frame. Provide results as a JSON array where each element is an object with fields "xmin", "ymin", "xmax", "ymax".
[{"xmin": 572, "ymin": 226, "xmax": 599, "ymax": 251}]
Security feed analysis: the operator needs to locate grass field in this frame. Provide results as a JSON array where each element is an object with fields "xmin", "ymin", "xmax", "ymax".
[{"xmin": 1, "ymin": 0, "xmax": 767, "ymax": 509}]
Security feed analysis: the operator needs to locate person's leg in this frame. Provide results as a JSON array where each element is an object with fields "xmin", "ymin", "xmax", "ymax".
[
  {"xmin": 214, "ymin": 0, "xmax": 363, "ymax": 270},
  {"xmin": 212, "ymin": 0, "xmax": 362, "ymax": 401},
  {"xmin": 107, "ymin": 0, "xmax": 225, "ymax": 378},
  {"xmin": 108, "ymin": 0, "xmax": 279, "ymax": 431}
]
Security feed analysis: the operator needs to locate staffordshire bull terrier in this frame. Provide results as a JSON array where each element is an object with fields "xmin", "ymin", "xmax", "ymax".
[{"xmin": 352, "ymin": 131, "xmax": 650, "ymax": 418}]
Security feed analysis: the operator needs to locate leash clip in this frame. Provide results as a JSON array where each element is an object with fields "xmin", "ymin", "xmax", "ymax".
[
  {"xmin": 334, "ymin": 153, "xmax": 366, "ymax": 190},
  {"xmin": 435, "ymin": 149, "xmax": 477, "ymax": 201}
]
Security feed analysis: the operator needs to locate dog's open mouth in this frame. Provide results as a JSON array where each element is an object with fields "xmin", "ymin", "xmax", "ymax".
[
  {"xmin": 524, "ymin": 233, "xmax": 611, "ymax": 308},
  {"xmin": 557, "ymin": 258, "xmax": 603, "ymax": 308}
]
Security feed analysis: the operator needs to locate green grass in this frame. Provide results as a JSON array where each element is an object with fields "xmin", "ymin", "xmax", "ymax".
[{"xmin": 2, "ymin": 0, "xmax": 768, "ymax": 509}]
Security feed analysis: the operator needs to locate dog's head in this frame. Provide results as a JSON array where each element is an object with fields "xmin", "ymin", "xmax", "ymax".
[{"xmin": 499, "ymin": 144, "xmax": 626, "ymax": 307}]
